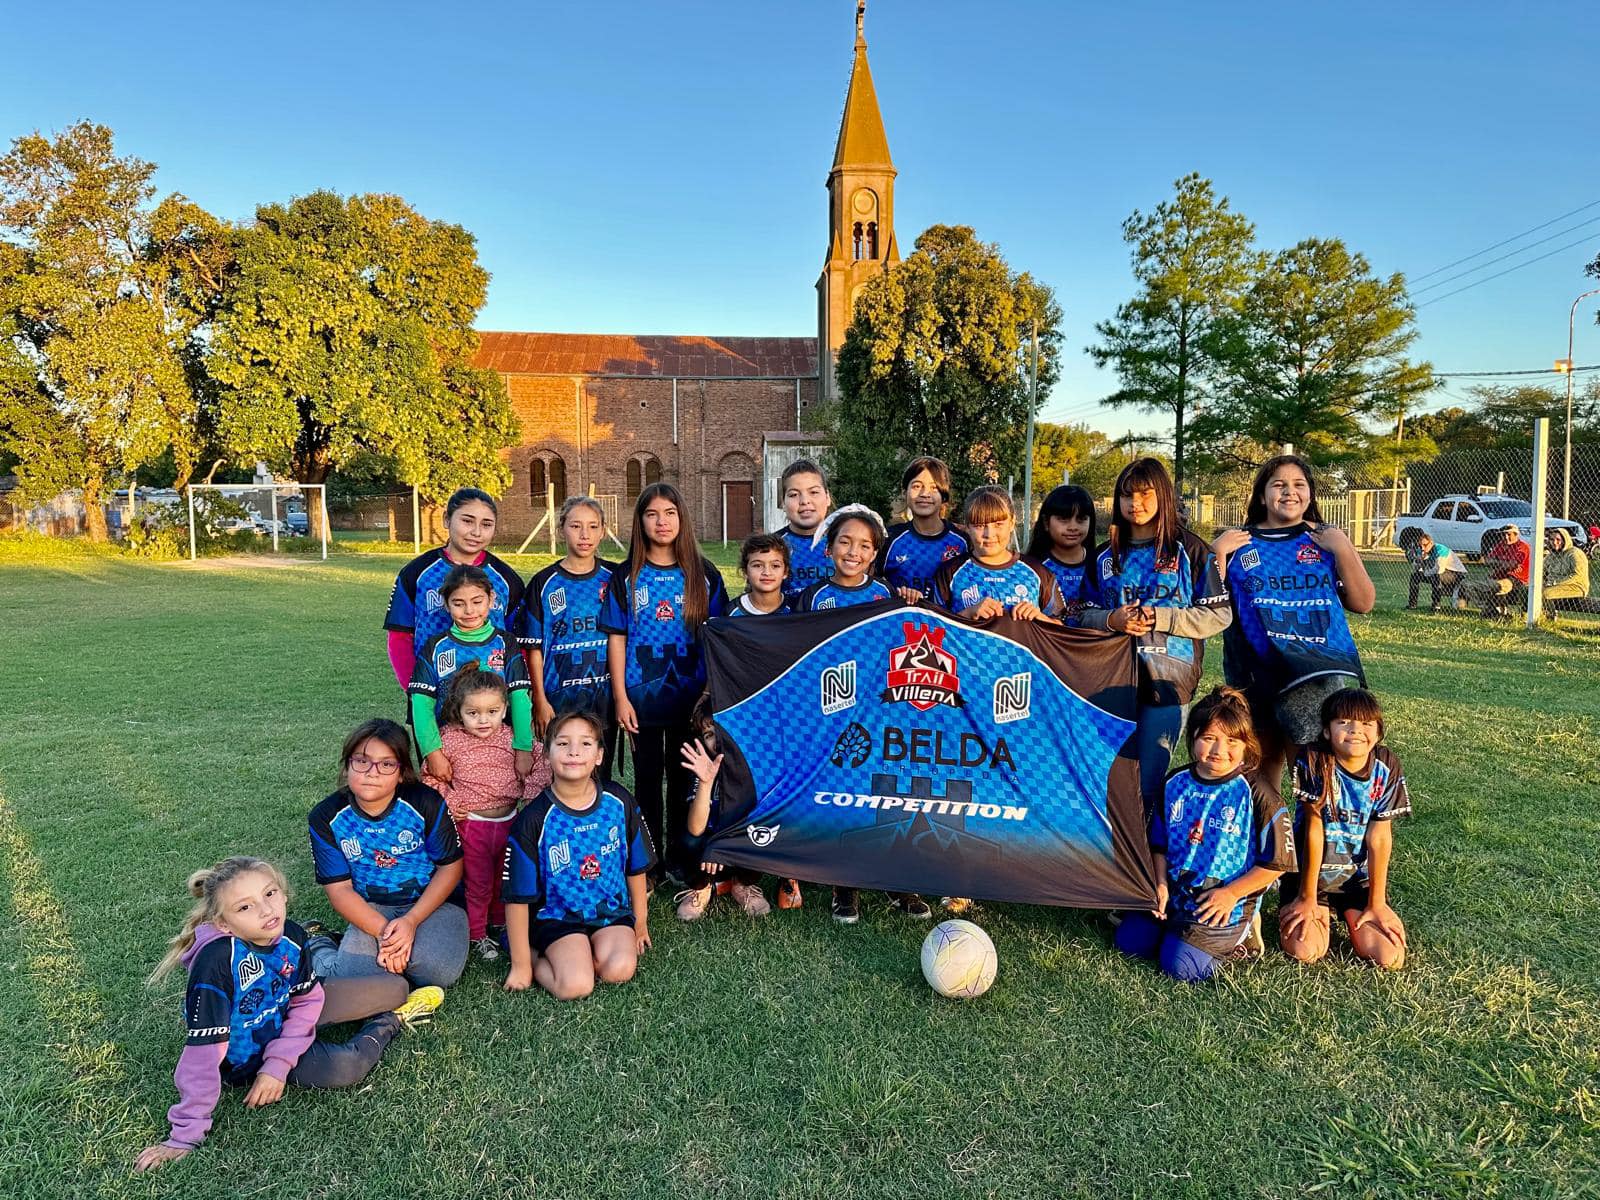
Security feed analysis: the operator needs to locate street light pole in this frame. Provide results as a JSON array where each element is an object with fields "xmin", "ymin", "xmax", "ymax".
[{"xmin": 1560, "ymin": 287, "xmax": 1600, "ymax": 520}]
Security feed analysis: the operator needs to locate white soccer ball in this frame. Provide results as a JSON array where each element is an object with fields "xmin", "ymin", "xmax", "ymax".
[{"xmin": 920, "ymin": 919, "xmax": 997, "ymax": 999}]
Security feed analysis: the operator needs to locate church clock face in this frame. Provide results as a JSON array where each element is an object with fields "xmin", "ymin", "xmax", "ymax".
[{"xmin": 852, "ymin": 188, "xmax": 876, "ymax": 216}]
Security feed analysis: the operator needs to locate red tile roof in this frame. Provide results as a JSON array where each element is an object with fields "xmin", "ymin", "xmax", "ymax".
[{"xmin": 474, "ymin": 332, "xmax": 818, "ymax": 379}]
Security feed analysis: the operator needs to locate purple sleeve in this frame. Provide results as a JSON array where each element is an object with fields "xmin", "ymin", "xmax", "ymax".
[
  {"xmin": 258, "ymin": 981, "xmax": 325, "ymax": 1082},
  {"xmin": 164, "ymin": 1042, "xmax": 228, "ymax": 1149}
]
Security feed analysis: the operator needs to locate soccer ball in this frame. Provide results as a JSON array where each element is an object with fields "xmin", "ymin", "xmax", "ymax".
[{"xmin": 920, "ymin": 919, "xmax": 997, "ymax": 999}]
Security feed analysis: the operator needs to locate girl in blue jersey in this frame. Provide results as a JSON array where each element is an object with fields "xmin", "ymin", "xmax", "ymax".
[
  {"xmin": 1084, "ymin": 459, "xmax": 1231, "ymax": 816},
  {"xmin": 1023, "ymin": 484, "xmax": 1096, "ymax": 626},
  {"xmin": 383, "ymin": 488, "xmax": 524, "ymax": 690},
  {"xmin": 932, "ymin": 486, "xmax": 1059, "ymax": 622},
  {"xmin": 1278, "ymin": 689, "xmax": 1409, "ymax": 969},
  {"xmin": 878, "ymin": 456, "xmax": 971, "ymax": 603},
  {"xmin": 1210, "ymin": 454, "xmax": 1376, "ymax": 797},
  {"xmin": 600, "ymin": 483, "xmax": 729, "ymax": 879},
  {"xmin": 794, "ymin": 506, "xmax": 895, "ymax": 611},
  {"xmin": 135, "ymin": 857, "xmax": 440, "ymax": 1172},
  {"xmin": 1114, "ymin": 687, "xmax": 1296, "ymax": 982},
  {"xmin": 519, "ymin": 496, "xmax": 620, "ymax": 774},
  {"xmin": 503, "ymin": 710, "xmax": 655, "ymax": 1000}
]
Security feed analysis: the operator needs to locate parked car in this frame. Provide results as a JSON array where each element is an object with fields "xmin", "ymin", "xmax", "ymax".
[
  {"xmin": 1397, "ymin": 494, "xmax": 1589, "ymax": 559},
  {"xmin": 285, "ymin": 509, "xmax": 309, "ymax": 535}
]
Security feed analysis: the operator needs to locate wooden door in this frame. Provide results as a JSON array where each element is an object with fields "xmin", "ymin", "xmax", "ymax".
[{"xmin": 723, "ymin": 481, "xmax": 754, "ymax": 542}]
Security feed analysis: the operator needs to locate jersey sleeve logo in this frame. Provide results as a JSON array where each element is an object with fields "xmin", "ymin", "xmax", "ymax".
[{"xmin": 883, "ymin": 623, "xmax": 962, "ymax": 712}]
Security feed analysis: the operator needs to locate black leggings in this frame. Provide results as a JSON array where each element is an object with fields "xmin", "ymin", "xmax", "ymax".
[
  {"xmin": 632, "ymin": 720, "xmax": 694, "ymax": 874},
  {"xmin": 284, "ymin": 974, "xmax": 406, "ymax": 1089}
]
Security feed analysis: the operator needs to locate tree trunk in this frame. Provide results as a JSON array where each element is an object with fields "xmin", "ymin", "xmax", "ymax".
[
  {"xmin": 294, "ymin": 449, "xmax": 333, "ymax": 542},
  {"xmin": 82, "ymin": 470, "xmax": 109, "ymax": 542}
]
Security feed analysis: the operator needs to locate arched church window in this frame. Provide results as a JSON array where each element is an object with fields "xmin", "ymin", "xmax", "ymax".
[
  {"xmin": 852, "ymin": 222, "xmax": 865, "ymax": 260},
  {"xmin": 866, "ymin": 221, "xmax": 879, "ymax": 259}
]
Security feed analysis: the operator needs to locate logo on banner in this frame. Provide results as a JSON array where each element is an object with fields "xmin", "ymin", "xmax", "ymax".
[
  {"xmin": 820, "ymin": 661, "xmax": 857, "ymax": 715},
  {"xmin": 549, "ymin": 588, "xmax": 567, "ymax": 615},
  {"xmin": 1297, "ymin": 543, "xmax": 1323, "ymax": 564},
  {"xmin": 993, "ymin": 672, "xmax": 1032, "ymax": 723},
  {"xmin": 882, "ymin": 623, "xmax": 962, "ymax": 711},
  {"xmin": 1240, "ymin": 548, "xmax": 1261, "ymax": 571},
  {"xmin": 747, "ymin": 824, "xmax": 780, "ymax": 847},
  {"xmin": 829, "ymin": 722, "xmax": 872, "ymax": 768}
]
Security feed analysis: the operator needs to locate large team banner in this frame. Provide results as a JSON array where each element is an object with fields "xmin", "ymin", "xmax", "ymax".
[{"xmin": 703, "ymin": 602, "xmax": 1159, "ymax": 909}]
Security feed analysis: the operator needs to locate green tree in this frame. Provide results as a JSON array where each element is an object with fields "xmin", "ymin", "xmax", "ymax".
[
  {"xmin": 206, "ymin": 191, "xmax": 518, "ymax": 528},
  {"xmin": 0, "ymin": 123, "xmax": 221, "ymax": 539},
  {"xmin": 830, "ymin": 224, "xmax": 1062, "ymax": 512},
  {"xmin": 1192, "ymin": 237, "xmax": 1435, "ymax": 471},
  {"xmin": 1086, "ymin": 173, "xmax": 1261, "ymax": 490}
]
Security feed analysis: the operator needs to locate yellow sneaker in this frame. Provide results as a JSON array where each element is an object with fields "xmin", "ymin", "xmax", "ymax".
[{"xmin": 392, "ymin": 985, "xmax": 445, "ymax": 1029}]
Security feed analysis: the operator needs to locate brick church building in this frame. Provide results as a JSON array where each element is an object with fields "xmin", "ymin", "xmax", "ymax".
[{"xmin": 473, "ymin": 5, "xmax": 897, "ymax": 543}]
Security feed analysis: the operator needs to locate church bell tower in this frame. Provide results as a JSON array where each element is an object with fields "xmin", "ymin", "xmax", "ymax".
[{"xmin": 817, "ymin": 1, "xmax": 899, "ymax": 404}]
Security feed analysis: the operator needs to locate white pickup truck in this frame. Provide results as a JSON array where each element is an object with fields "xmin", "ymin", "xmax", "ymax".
[{"xmin": 1397, "ymin": 494, "xmax": 1589, "ymax": 559}]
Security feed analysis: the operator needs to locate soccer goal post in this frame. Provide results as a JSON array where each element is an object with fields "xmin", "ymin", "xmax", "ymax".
[{"xmin": 186, "ymin": 483, "xmax": 330, "ymax": 561}]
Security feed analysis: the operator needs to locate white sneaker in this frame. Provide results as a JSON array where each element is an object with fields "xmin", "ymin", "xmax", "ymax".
[
  {"xmin": 474, "ymin": 936, "xmax": 500, "ymax": 962},
  {"xmin": 675, "ymin": 886, "xmax": 713, "ymax": 922},
  {"xmin": 728, "ymin": 880, "xmax": 771, "ymax": 917}
]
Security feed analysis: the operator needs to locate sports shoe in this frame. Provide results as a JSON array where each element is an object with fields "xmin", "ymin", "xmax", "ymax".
[
  {"xmin": 299, "ymin": 918, "xmax": 336, "ymax": 941},
  {"xmin": 896, "ymin": 893, "xmax": 933, "ymax": 919},
  {"xmin": 776, "ymin": 878, "xmax": 803, "ymax": 910},
  {"xmin": 832, "ymin": 887, "xmax": 860, "ymax": 924},
  {"xmin": 473, "ymin": 936, "xmax": 500, "ymax": 962},
  {"xmin": 729, "ymin": 880, "xmax": 771, "ymax": 917},
  {"xmin": 1243, "ymin": 910, "xmax": 1266, "ymax": 957},
  {"xmin": 675, "ymin": 885, "xmax": 713, "ymax": 922},
  {"xmin": 940, "ymin": 896, "xmax": 974, "ymax": 916},
  {"xmin": 392, "ymin": 986, "xmax": 444, "ymax": 1029}
]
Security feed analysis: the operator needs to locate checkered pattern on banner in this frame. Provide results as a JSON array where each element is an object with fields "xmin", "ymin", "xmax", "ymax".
[{"xmin": 715, "ymin": 610, "xmax": 1133, "ymax": 859}]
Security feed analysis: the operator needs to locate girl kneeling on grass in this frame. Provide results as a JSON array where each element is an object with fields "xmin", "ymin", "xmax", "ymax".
[
  {"xmin": 135, "ymin": 857, "xmax": 440, "ymax": 1172},
  {"xmin": 502, "ymin": 710, "xmax": 655, "ymax": 1000},
  {"xmin": 1115, "ymin": 687, "xmax": 1297, "ymax": 983},
  {"xmin": 422, "ymin": 666, "xmax": 552, "ymax": 963},
  {"xmin": 1278, "ymin": 688, "xmax": 1410, "ymax": 969}
]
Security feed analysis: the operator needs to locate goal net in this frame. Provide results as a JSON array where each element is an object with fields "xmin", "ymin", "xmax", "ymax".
[{"xmin": 186, "ymin": 484, "xmax": 330, "ymax": 560}]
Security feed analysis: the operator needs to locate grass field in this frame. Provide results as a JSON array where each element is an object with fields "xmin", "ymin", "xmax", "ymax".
[{"xmin": 2, "ymin": 539, "xmax": 1598, "ymax": 1199}]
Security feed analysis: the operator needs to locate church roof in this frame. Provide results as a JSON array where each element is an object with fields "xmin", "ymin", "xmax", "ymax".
[
  {"xmin": 831, "ymin": 25, "xmax": 893, "ymax": 170},
  {"xmin": 474, "ymin": 332, "xmax": 817, "ymax": 378}
]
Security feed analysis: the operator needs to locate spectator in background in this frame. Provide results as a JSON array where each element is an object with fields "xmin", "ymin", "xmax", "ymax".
[
  {"xmin": 1476, "ymin": 524, "xmax": 1530, "ymax": 620},
  {"xmin": 1405, "ymin": 533, "xmax": 1466, "ymax": 612},
  {"xmin": 1542, "ymin": 529, "xmax": 1596, "ymax": 616}
]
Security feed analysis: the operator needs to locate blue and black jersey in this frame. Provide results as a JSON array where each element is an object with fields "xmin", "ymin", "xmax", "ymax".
[
  {"xmin": 779, "ymin": 527, "xmax": 835, "ymax": 601},
  {"xmin": 409, "ymin": 625, "xmax": 530, "ymax": 719},
  {"xmin": 502, "ymin": 783, "xmax": 656, "ymax": 924},
  {"xmin": 1033, "ymin": 553, "xmax": 1089, "ymax": 626},
  {"xmin": 931, "ymin": 553, "xmax": 1057, "ymax": 616},
  {"xmin": 597, "ymin": 558, "xmax": 729, "ymax": 726},
  {"xmin": 384, "ymin": 548, "xmax": 524, "ymax": 654},
  {"xmin": 1153, "ymin": 766, "xmax": 1295, "ymax": 932},
  {"xmin": 1222, "ymin": 524, "xmax": 1365, "ymax": 697},
  {"xmin": 518, "ymin": 560, "xmax": 617, "ymax": 716},
  {"xmin": 309, "ymin": 783, "xmax": 462, "ymax": 906},
  {"xmin": 1088, "ymin": 529, "xmax": 1228, "ymax": 705},
  {"xmin": 1291, "ymin": 745, "xmax": 1409, "ymax": 894},
  {"xmin": 877, "ymin": 520, "xmax": 970, "ymax": 599},
  {"xmin": 727, "ymin": 592, "xmax": 791, "ymax": 618},
  {"xmin": 183, "ymin": 924, "xmax": 317, "ymax": 1086},
  {"xmin": 794, "ymin": 576, "xmax": 893, "ymax": 612}
]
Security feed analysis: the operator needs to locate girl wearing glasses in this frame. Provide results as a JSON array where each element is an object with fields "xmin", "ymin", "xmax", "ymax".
[{"xmin": 306, "ymin": 719, "xmax": 468, "ymax": 989}]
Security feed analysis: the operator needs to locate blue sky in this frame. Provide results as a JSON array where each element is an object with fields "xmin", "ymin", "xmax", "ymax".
[{"xmin": 4, "ymin": 0, "xmax": 1598, "ymax": 439}]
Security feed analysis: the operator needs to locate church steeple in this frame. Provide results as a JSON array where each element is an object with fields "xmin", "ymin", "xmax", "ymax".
[{"xmin": 816, "ymin": 1, "xmax": 899, "ymax": 404}]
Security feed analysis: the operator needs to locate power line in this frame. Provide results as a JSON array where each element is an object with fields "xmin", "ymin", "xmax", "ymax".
[
  {"xmin": 1415, "ymin": 234, "xmax": 1600, "ymax": 308},
  {"xmin": 1436, "ymin": 364, "xmax": 1600, "ymax": 378},
  {"xmin": 1407, "ymin": 214, "xmax": 1600, "ymax": 296},
  {"xmin": 1409, "ymin": 198, "xmax": 1600, "ymax": 284}
]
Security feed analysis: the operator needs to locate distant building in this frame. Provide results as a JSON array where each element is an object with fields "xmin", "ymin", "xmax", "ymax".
[{"xmin": 474, "ymin": 4, "xmax": 897, "ymax": 543}]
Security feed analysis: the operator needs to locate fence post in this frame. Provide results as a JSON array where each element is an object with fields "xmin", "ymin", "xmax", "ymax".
[
  {"xmin": 320, "ymin": 487, "xmax": 329, "ymax": 561},
  {"xmin": 270, "ymin": 488, "xmax": 280, "ymax": 554},
  {"xmin": 547, "ymin": 483, "xmax": 557, "ymax": 556},
  {"xmin": 411, "ymin": 485, "xmax": 421, "ymax": 554},
  {"xmin": 187, "ymin": 486, "xmax": 197, "ymax": 561},
  {"xmin": 1527, "ymin": 418, "xmax": 1549, "ymax": 629}
]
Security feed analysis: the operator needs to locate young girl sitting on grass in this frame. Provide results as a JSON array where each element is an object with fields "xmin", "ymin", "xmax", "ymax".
[
  {"xmin": 793, "ymin": 505, "xmax": 894, "ymax": 611},
  {"xmin": 411, "ymin": 564, "xmax": 536, "ymax": 788},
  {"xmin": 1115, "ymin": 686, "xmax": 1296, "ymax": 983},
  {"xmin": 1278, "ymin": 689, "xmax": 1410, "ymax": 969},
  {"xmin": 502, "ymin": 710, "xmax": 655, "ymax": 1001},
  {"xmin": 135, "ymin": 857, "xmax": 440, "ymax": 1172},
  {"xmin": 422, "ymin": 666, "xmax": 552, "ymax": 962},
  {"xmin": 673, "ymin": 697, "xmax": 771, "ymax": 921}
]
